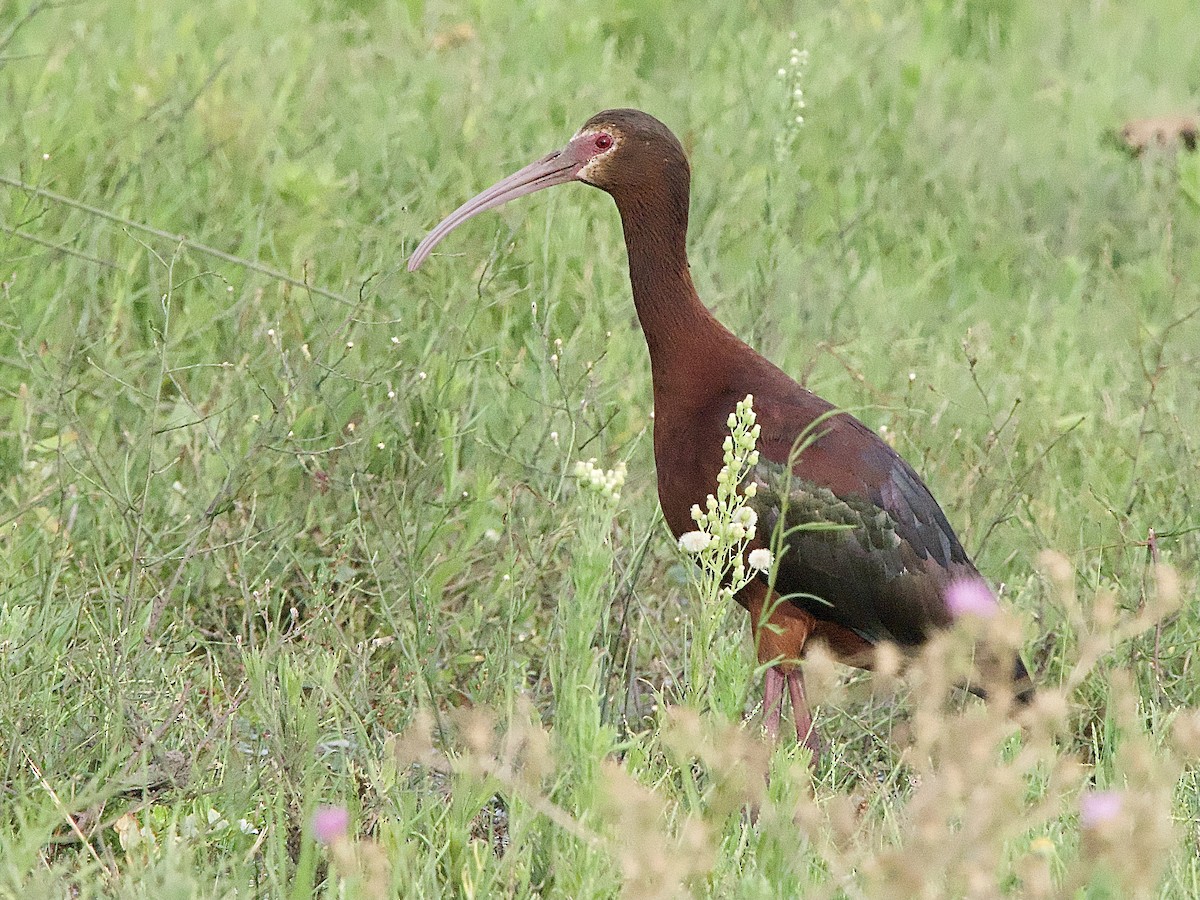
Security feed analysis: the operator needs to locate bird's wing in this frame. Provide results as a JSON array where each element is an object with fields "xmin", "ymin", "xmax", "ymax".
[{"xmin": 745, "ymin": 394, "xmax": 974, "ymax": 645}]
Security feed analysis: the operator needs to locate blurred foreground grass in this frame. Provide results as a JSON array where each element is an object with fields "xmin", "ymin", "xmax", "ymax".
[{"xmin": 1, "ymin": 0, "xmax": 1198, "ymax": 895}]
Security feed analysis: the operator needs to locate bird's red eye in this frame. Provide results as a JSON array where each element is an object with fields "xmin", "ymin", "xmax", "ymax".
[{"xmin": 595, "ymin": 133, "xmax": 614, "ymax": 151}]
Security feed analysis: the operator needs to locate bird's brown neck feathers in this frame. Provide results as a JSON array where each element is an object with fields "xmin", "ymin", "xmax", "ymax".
[{"xmin": 610, "ymin": 175, "xmax": 745, "ymax": 407}]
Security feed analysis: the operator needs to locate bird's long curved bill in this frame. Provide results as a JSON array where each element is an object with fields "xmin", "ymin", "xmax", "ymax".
[{"xmin": 407, "ymin": 142, "xmax": 588, "ymax": 271}]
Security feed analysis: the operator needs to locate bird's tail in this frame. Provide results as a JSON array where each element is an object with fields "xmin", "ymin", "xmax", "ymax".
[
  {"xmin": 1011, "ymin": 654, "xmax": 1036, "ymax": 706},
  {"xmin": 965, "ymin": 652, "xmax": 1036, "ymax": 706}
]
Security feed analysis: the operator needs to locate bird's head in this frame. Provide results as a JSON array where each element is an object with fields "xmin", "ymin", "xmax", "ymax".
[{"xmin": 408, "ymin": 108, "xmax": 689, "ymax": 271}]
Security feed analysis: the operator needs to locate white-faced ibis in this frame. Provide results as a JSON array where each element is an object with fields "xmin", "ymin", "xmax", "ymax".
[{"xmin": 409, "ymin": 109, "xmax": 1033, "ymax": 759}]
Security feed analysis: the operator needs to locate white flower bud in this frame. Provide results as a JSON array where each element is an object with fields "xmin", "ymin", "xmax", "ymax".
[
  {"xmin": 748, "ymin": 548, "xmax": 774, "ymax": 572},
  {"xmin": 678, "ymin": 531, "xmax": 713, "ymax": 553}
]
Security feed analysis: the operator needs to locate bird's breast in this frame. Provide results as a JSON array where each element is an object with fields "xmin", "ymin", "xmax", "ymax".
[{"xmin": 650, "ymin": 405, "xmax": 729, "ymax": 539}]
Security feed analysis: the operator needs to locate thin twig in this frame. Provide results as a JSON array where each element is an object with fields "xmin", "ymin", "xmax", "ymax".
[
  {"xmin": 22, "ymin": 749, "xmax": 116, "ymax": 877},
  {"xmin": 144, "ymin": 472, "xmax": 240, "ymax": 641},
  {"xmin": 976, "ymin": 416, "xmax": 1085, "ymax": 556},
  {"xmin": 0, "ymin": 222, "xmax": 119, "ymax": 268},
  {"xmin": 111, "ymin": 54, "xmax": 232, "ymax": 195},
  {"xmin": 0, "ymin": 175, "xmax": 350, "ymax": 303},
  {"xmin": 0, "ymin": 1, "xmax": 86, "ymax": 59},
  {"xmin": 46, "ymin": 685, "xmax": 249, "ymax": 847},
  {"xmin": 1144, "ymin": 528, "xmax": 1165, "ymax": 702}
]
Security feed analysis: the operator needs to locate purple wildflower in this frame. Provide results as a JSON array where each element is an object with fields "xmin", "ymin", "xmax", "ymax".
[
  {"xmin": 946, "ymin": 579, "xmax": 999, "ymax": 619},
  {"xmin": 1080, "ymin": 790, "xmax": 1123, "ymax": 828},
  {"xmin": 312, "ymin": 805, "xmax": 350, "ymax": 845}
]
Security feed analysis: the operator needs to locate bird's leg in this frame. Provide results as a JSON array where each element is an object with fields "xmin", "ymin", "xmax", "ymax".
[
  {"xmin": 786, "ymin": 668, "xmax": 822, "ymax": 764},
  {"xmin": 762, "ymin": 667, "xmax": 785, "ymax": 740}
]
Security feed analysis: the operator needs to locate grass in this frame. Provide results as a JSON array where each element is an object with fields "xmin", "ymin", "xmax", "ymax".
[{"xmin": 1, "ymin": 0, "xmax": 1198, "ymax": 895}]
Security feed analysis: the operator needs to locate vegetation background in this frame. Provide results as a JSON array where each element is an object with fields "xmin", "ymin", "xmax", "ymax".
[{"xmin": 1, "ymin": 0, "xmax": 1198, "ymax": 895}]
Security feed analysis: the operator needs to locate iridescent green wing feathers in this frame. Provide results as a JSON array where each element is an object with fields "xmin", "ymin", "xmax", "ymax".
[{"xmin": 745, "ymin": 397, "xmax": 973, "ymax": 646}]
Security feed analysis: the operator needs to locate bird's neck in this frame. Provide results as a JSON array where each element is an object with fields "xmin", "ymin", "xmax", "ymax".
[{"xmin": 614, "ymin": 191, "xmax": 744, "ymax": 406}]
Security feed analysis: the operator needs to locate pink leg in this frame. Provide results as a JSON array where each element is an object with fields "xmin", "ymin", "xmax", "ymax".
[
  {"xmin": 787, "ymin": 668, "xmax": 822, "ymax": 764},
  {"xmin": 762, "ymin": 667, "xmax": 785, "ymax": 740}
]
